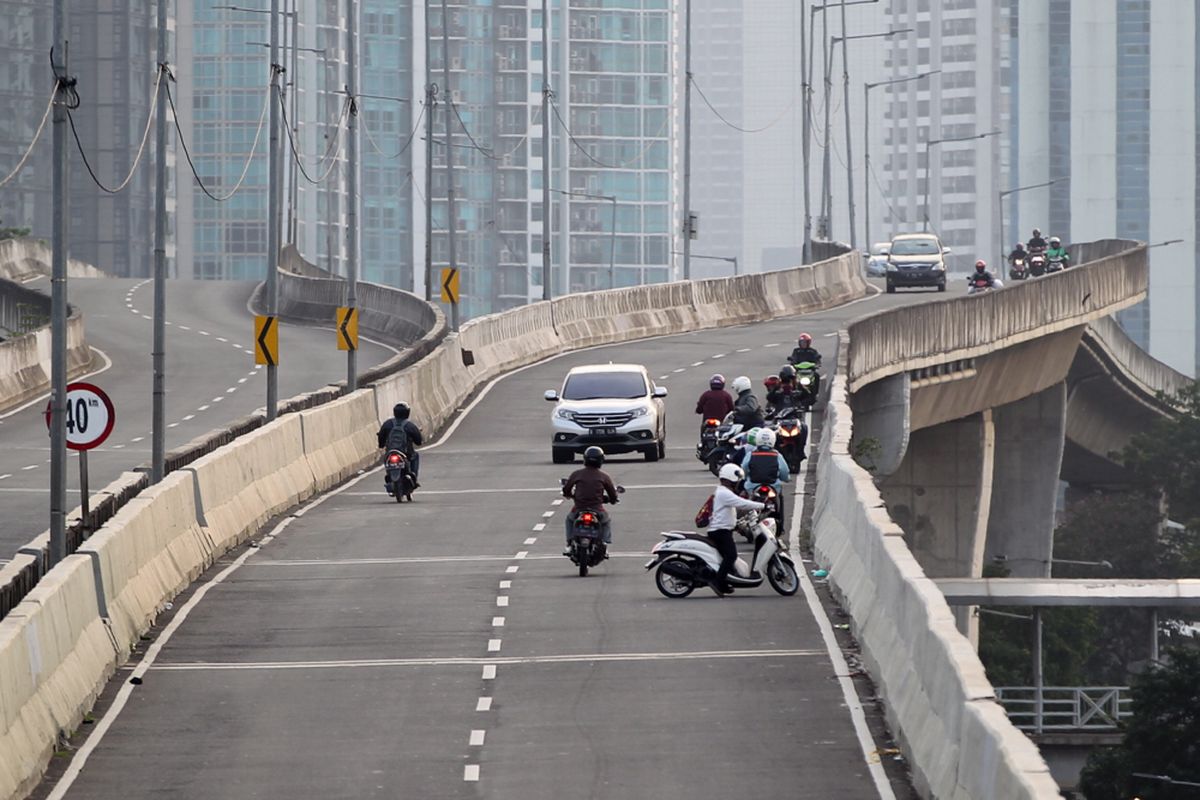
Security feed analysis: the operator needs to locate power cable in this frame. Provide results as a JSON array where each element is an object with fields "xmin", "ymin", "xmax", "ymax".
[
  {"xmin": 549, "ymin": 97, "xmax": 669, "ymax": 169},
  {"xmin": 278, "ymin": 90, "xmax": 348, "ymax": 184},
  {"xmin": 166, "ymin": 69, "xmax": 272, "ymax": 202},
  {"xmin": 448, "ymin": 99, "xmax": 499, "ymax": 159},
  {"xmin": 0, "ymin": 84, "xmax": 58, "ymax": 189},
  {"xmin": 68, "ymin": 65, "xmax": 164, "ymax": 194},
  {"xmin": 691, "ymin": 76, "xmax": 795, "ymax": 134},
  {"xmin": 359, "ymin": 100, "xmax": 426, "ymax": 160}
]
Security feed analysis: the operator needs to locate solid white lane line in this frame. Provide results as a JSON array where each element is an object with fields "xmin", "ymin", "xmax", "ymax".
[
  {"xmin": 482, "ymin": 665, "xmax": 497, "ymax": 679},
  {"xmin": 248, "ymin": 552, "xmax": 661, "ymax": 568},
  {"xmin": 43, "ymin": 454, "xmax": 382, "ymax": 800},
  {"xmin": 464, "ymin": 765, "xmax": 480, "ymax": 782},
  {"xmin": 496, "ymin": 596, "xmax": 509, "ymax": 607},
  {"xmin": 524, "ymin": 537, "xmax": 537, "ymax": 545},
  {"xmin": 469, "ymin": 730, "xmax": 486, "ymax": 747},
  {"xmin": 152, "ymin": 649, "xmax": 827, "ymax": 671},
  {"xmin": 532, "ymin": 523, "xmax": 546, "ymax": 531},
  {"xmin": 476, "ymin": 697, "xmax": 492, "ymax": 711},
  {"xmin": 488, "ymin": 639, "xmax": 501, "ymax": 652},
  {"xmin": 492, "ymin": 617, "xmax": 505, "ymax": 627},
  {"xmin": 499, "ymin": 580, "xmax": 512, "ymax": 589}
]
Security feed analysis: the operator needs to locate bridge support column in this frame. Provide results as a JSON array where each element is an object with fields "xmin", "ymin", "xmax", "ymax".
[
  {"xmin": 879, "ymin": 411, "xmax": 995, "ymax": 636},
  {"xmin": 985, "ymin": 382, "xmax": 1067, "ymax": 579}
]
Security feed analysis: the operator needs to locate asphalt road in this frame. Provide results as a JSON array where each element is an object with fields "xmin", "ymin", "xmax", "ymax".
[
  {"xmin": 0, "ymin": 276, "xmax": 395, "ymax": 559},
  {"xmin": 40, "ymin": 282, "xmax": 938, "ymax": 800}
]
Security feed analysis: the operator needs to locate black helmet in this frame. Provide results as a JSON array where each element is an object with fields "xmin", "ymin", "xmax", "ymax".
[
  {"xmin": 393, "ymin": 402, "xmax": 411, "ymax": 419},
  {"xmin": 709, "ymin": 373, "xmax": 725, "ymax": 390},
  {"xmin": 1032, "ymin": 228, "xmax": 1041, "ymax": 237},
  {"xmin": 583, "ymin": 446, "xmax": 605, "ymax": 467},
  {"xmin": 779, "ymin": 364, "xmax": 796, "ymax": 381}
]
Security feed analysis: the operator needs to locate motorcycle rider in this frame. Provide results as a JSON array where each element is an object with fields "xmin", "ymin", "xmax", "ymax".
[
  {"xmin": 787, "ymin": 332, "xmax": 822, "ymax": 369},
  {"xmin": 708, "ymin": 463, "xmax": 765, "ymax": 595},
  {"xmin": 562, "ymin": 445, "xmax": 619, "ymax": 555},
  {"xmin": 766, "ymin": 365, "xmax": 798, "ymax": 412},
  {"xmin": 731, "ymin": 375, "xmax": 766, "ymax": 429},
  {"xmin": 1007, "ymin": 241, "xmax": 1028, "ymax": 269},
  {"xmin": 376, "ymin": 402, "xmax": 423, "ymax": 490},
  {"xmin": 967, "ymin": 259, "xmax": 1003, "ymax": 294},
  {"xmin": 695, "ymin": 373, "xmax": 734, "ymax": 422},
  {"xmin": 1046, "ymin": 236, "xmax": 1070, "ymax": 269},
  {"xmin": 1027, "ymin": 227, "xmax": 1048, "ymax": 253},
  {"xmin": 740, "ymin": 428, "xmax": 791, "ymax": 530}
]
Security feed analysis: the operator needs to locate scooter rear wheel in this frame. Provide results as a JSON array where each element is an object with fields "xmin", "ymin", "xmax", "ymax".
[{"xmin": 654, "ymin": 562, "xmax": 695, "ymax": 598}]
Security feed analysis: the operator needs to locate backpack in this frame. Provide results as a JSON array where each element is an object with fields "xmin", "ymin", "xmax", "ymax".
[
  {"xmin": 694, "ymin": 494, "xmax": 714, "ymax": 528},
  {"xmin": 385, "ymin": 421, "xmax": 410, "ymax": 454}
]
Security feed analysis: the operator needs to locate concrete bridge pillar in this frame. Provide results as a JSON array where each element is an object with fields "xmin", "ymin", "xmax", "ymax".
[{"xmin": 984, "ymin": 382, "xmax": 1068, "ymax": 578}]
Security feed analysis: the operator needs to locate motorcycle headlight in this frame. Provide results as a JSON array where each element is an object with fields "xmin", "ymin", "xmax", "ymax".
[
  {"xmin": 631, "ymin": 405, "xmax": 650, "ymax": 418},
  {"xmin": 555, "ymin": 408, "xmax": 576, "ymax": 421},
  {"xmin": 799, "ymin": 376, "xmax": 812, "ymax": 387}
]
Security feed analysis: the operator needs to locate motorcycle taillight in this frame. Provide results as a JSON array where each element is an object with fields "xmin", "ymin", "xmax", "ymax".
[{"xmin": 581, "ymin": 513, "xmax": 595, "ymax": 524}]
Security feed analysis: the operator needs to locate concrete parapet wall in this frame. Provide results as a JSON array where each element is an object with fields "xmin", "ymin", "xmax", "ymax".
[
  {"xmin": 1084, "ymin": 315, "xmax": 1193, "ymax": 402},
  {"xmin": 0, "ymin": 284, "xmax": 93, "ymax": 412},
  {"xmin": 847, "ymin": 240, "xmax": 1148, "ymax": 392},
  {"xmin": 814, "ymin": 343, "xmax": 1061, "ymax": 799},
  {"xmin": 0, "ymin": 250, "xmax": 867, "ymax": 800},
  {"xmin": 0, "ymin": 238, "xmax": 106, "ymax": 283}
]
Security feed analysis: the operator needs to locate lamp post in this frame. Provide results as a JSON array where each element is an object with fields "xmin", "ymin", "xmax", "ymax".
[
  {"xmin": 827, "ymin": 28, "xmax": 912, "ymax": 250},
  {"xmin": 997, "ymin": 178, "xmax": 1058, "ymax": 262},
  {"xmin": 864, "ymin": 69, "xmax": 938, "ymax": 251},
  {"xmin": 551, "ymin": 188, "xmax": 618, "ymax": 289},
  {"xmin": 803, "ymin": 0, "xmax": 880, "ymax": 255},
  {"xmin": 923, "ymin": 130, "xmax": 1000, "ymax": 233},
  {"xmin": 673, "ymin": 252, "xmax": 738, "ymax": 276}
]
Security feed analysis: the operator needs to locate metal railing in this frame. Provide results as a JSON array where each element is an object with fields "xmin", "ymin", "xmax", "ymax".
[{"xmin": 995, "ymin": 686, "xmax": 1132, "ymax": 732}]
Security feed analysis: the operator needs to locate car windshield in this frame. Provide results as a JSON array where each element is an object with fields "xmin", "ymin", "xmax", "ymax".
[
  {"xmin": 562, "ymin": 371, "xmax": 647, "ymax": 400},
  {"xmin": 890, "ymin": 238, "xmax": 940, "ymax": 256}
]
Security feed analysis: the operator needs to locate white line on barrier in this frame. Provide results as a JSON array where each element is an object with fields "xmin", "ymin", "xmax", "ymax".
[
  {"xmin": 44, "ymin": 456, "xmax": 382, "ymax": 800},
  {"xmin": 789, "ymin": 410, "xmax": 896, "ymax": 800}
]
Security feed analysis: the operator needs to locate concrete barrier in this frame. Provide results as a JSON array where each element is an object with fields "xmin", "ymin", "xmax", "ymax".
[
  {"xmin": 813, "ymin": 341, "xmax": 1061, "ymax": 799},
  {"xmin": 0, "ymin": 249, "xmax": 870, "ymax": 799},
  {"xmin": 0, "ymin": 238, "xmax": 106, "ymax": 283},
  {"xmin": 0, "ymin": 280, "xmax": 93, "ymax": 412}
]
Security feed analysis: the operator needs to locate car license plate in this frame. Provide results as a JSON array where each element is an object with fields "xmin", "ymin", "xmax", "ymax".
[{"xmin": 591, "ymin": 427, "xmax": 617, "ymax": 436}]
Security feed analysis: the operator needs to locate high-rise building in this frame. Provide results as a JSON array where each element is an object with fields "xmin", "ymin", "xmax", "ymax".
[
  {"xmin": 1014, "ymin": 0, "xmax": 1198, "ymax": 378},
  {"xmin": 0, "ymin": 0, "xmax": 171, "ymax": 278}
]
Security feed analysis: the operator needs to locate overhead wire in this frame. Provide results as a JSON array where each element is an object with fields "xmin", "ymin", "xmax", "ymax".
[
  {"xmin": 68, "ymin": 65, "xmax": 165, "ymax": 194},
  {"xmin": 278, "ymin": 91, "xmax": 349, "ymax": 184},
  {"xmin": 0, "ymin": 84, "xmax": 58, "ymax": 189},
  {"xmin": 166, "ymin": 68, "xmax": 273, "ymax": 202},
  {"xmin": 448, "ymin": 99, "xmax": 499, "ymax": 159},
  {"xmin": 359, "ymin": 99, "xmax": 426, "ymax": 160},
  {"xmin": 691, "ymin": 76, "xmax": 795, "ymax": 134},
  {"xmin": 549, "ymin": 97, "xmax": 669, "ymax": 169}
]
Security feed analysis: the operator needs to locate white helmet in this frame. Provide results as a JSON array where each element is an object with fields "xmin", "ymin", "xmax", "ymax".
[
  {"xmin": 745, "ymin": 427, "xmax": 761, "ymax": 446},
  {"xmin": 719, "ymin": 463, "xmax": 745, "ymax": 484},
  {"xmin": 757, "ymin": 429, "xmax": 776, "ymax": 449},
  {"xmin": 731, "ymin": 375, "xmax": 752, "ymax": 394}
]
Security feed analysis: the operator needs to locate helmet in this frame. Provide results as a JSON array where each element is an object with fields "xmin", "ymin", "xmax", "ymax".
[
  {"xmin": 764, "ymin": 375, "xmax": 781, "ymax": 390},
  {"xmin": 1014, "ymin": 242, "xmax": 1025, "ymax": 250},
  {"xmin": 709, "ymin": 373, "xmax": 725, "ymax": 390},
  {"xmin": 1049, "ymin": 236, "xmax": 1061, "ymax": 247},
  {"xmin": 975, "ymin": 260, "xmax": 987, "ymax": 273},
  {"xmin": 757, "ymin": 429, "xmax": 776, "ymax": 449},
  {"xmin": 393, "ymin": 402, "xmax": 411, "ymax": 419},
  {"xmin": 582, "ymin": 446, "xmax": 605, "ymax": 467},
  {"xmin": 1032, "ymin": 228, "xmax": 1041, "ymax": 237},
  {"xmin": 731, "ymin": 375, "xmax": 752, "ymax": 394},
  {"xmin": 797, "ymin": 332, "xmax": 813, "ymax": 347},
  {"xmin": 719, "ymin": 463, "xmax": 745, "ymax": 484},
  {"xmin": 745, "ymin": 428, "xmax": 761, "ymax": 447},
  {"xmin": 779, "ymin": 364, "xmax": 797, "ymax": 381}
]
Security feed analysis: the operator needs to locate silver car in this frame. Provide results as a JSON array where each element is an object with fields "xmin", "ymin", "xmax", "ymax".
[{"xmin": 865, "ymin": 242, "xmax": 890, "ymax": 277}]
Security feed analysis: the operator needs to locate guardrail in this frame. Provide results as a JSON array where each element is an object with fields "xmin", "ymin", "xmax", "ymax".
[
  {"xmin": 995, "ymin": 687, "xmax": 1132, "ymax": 732},
  {"xmin": 847, "ymin": 239, "xmax": 1148, "ymax": 392}
]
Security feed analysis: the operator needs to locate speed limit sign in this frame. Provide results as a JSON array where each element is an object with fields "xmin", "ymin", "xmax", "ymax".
[{"xmin": 44, "ymin": 382, "xmax": 116, "ymax": 451}]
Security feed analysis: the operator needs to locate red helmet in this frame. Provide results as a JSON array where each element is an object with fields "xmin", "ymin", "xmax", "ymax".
[
  {"xmin": 975, "ymin": 260, "xmax": 987, "ymax": 272},
  {"xmin": 764, "ymin": 375, "xmax": 781, "ymax": 389},
  {"xmin": 797, "ymin": 332, "xmax": 812, "ymax": 347}
]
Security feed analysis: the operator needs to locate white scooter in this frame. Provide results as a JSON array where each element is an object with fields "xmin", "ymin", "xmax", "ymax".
[{"xmin": 644, "ymin": 511, "xmax": 800, "ymax": 598}]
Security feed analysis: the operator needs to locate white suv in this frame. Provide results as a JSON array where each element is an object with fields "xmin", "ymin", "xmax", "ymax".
[{"xmin": 544, "ymin": 363, "xmax": 668, "ymax": 463}]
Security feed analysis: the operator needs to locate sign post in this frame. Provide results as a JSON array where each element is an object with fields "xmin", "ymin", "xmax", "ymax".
[{"xmin": 45, "ymin": 382, "xmax": 115, "ymax": 532}]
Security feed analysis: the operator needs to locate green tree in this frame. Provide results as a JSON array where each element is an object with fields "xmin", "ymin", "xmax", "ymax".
[
  {"xmin": 1078, "ymin": 648, "xmax": 1200, "ymax": 800},
  {"xmin": 1121, "ymin": 383, "xmax": 1200, "ymax": 529}
]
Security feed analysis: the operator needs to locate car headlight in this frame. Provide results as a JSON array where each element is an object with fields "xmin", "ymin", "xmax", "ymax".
[
  {"xmin": 932, "ymin": 262, "xmax": 946, "ymax": 271},
  {"xmin": 555, "ymin": 408, "xmax": 576, "ymax": 421},
  {"xmin": 631, "ymin": 405, "xmax": 650, "ymax": 418},
  {"xmin": 886, "ymin": 262, "xmax": 898, "ymax": 272}
]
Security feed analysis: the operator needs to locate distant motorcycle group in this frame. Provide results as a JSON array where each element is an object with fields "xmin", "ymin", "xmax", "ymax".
[{"xmin": 1005, "ymin": 228, "xmax": 1071, "ymax": 282}]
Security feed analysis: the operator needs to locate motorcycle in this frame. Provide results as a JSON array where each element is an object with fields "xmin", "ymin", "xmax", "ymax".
[
  {"xmin": 792, "ymin": 361, "xmax": 820, "ymax": 410},
  {"xmin": 967, "ymin": 275, "xmax": 998, "ymax": 295},
  {"xmin": 562, "ymin": 480, "xmax": 625, "ymax": 576},
  {"xmin": 1028, "ymin": 248, "xmax": 1047, "ymax": 277},
  {"xmin": 706, "ymin": 413, "xmax": 745, "ymax": 476},
  {"xmin": 1045, "ymin": 254, "xmax": 1067, "ymax": 274},
  {"xmin": 645, "ymin": 510, "xmax": 799, "ymax": 598},
  {"xmin": 743, "ymin": 483, "xmax": 783, "ymax": 542},
  {"xmin": 1009, "ymin": 256, "xmax": 1028, "ymax": 281},
  {"xmin": 774, "ymin": 414, "xmax": 807, "ymax": 472},
  {"xmin": 695, "ymin": 417, "xmax": 722, "ymax": 464},
  {"xmin": 384, "ymin": 450, "xmax": 416, "ymax": 503}
]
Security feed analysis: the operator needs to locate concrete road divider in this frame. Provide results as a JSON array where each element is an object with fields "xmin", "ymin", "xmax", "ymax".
[{"xmin": 300, "ymin": 389, "xmax": 380, "ymax": 493}]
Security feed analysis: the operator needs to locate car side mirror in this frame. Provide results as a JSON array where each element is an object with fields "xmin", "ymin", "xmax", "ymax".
[
  {"xmin": 652, "ymin": 386, "xmax": 668, "ymax": 398},
  {"xmin": 880, "ymin": 249, "xmax": 889, "ymax": 256},
  {"xmin": 544, "ymin": 390, "xmax": 559, "ymax": 402},
  {"xmin": 942, "ymin": 246, "xmax": 953, "ymax": 255}
]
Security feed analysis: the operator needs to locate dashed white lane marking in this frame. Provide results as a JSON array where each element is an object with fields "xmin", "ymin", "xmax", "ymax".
[
  {"xmin": 21, "ymin": 464, "xmax": 38, "ymax": 471},
  {"xmin": 672, "ymin": 367, "xmax": 686, "ymax": 373},
  {"xmin": 216, "ymin": 337, "xmax": 228, "ymax": 343},
  {"xmin": 244, "ymin": 350, "xmax": 255, "ymax": 356},
  {"xmin": 141, "ymin": 314, "xmax": 151, "ymax": 320},
  {"xmin": 178, "ymin": 325, "xmax": 190, "ymax": 331},
  {"xmin": 514, "ymin": 551, "xmax": 528, "ymax": 560},
  {"xmin": 225, "ymin": 387, "xmax": 237, "ymax": 394},
  {"xmin": 487, "ymin": 639, "xmax": 502, "ymax": 653},
  {"xmin": 197, "ymin": 406, "xmax": 209, "ymax": 412},
  {"xmin": 130, "ymin": 436, "xmax": 144, "ymax": 443},
  {"xmin": 691, "ymin": 361, "xmax": 704, "ymax": 367},
  {"xmin": 182, "ymin": 415, "xmax": 195, "ymax": 421},
  {"xmin": 237, "ymin": 378, "xmax": 248, "ymax": 384},
  {"xmin": 0, "ymin": 474, "xmax": 12, "ymax": 480},
  {"xmin": 112, "ymin": 444, "xmax": 125, "ymax": 450},
  {"xmin": 496, "ymin": 596, "xmax": 509, "ymax": 607},
  {"xmin": 540, "ymin": 511, "xmax": 554, "ymax": 518},
  {"xmin": 476, "ymin": 697, "xmax": 492, "ymax": 711},
  {"xmin": 551, "ymin": 498, "xmax": 564, "ymax": 506},
  {"xmin": 212, "ymin": 397, "xmax": 224, "ymax": 403},
  {"xmin": 505, "ymin": 565, "xmax": 519, "ymax": 574},
  {"xmin": 524, "ymin": 537, "xmax": 537, "ymax": 545},
  {"xmin": 764, "ymin": 342, "xmax": 781, "ymax": 348},
  {"xmin": 736, "ymin": 347, "xmax": 752, "ymax": 353},
  {"xmin": 168, "ymin": 423, "xmax": 179, "ymax": 429},
  {"xmin": 499, "ymin": 581, "xmax": 512, "ymax": 589},
  {"xmin": 712, "ymin": 353, "xmax": 726, "ymax": 358},
  {"xmin": 469, "ymin": 730, "xmax": 486, "ymax": 746},
  {"xmin": 464, "ymin": 765, "xmax": 480, "ymax": 782},
  {"xmin": 482, "ymin": 665, "xmax": 497, "ymax": 679},
  {"xmin": 658, "ymin": 375, "xmax": 669, "ymax": 380},
  {"xmin": 492, "ymin": 617, "xmax": 505, "ymax": 627},
  {"xmin": 198, "ymin": 331, "xmax": 210, "ymax": 336},
  {"xmin": 823, "ymin": 332, "xmax": 838, "ymax": 337},
  {"xmin": 532, "ymin": 523, "xmax": 546, "ymax": 531}
]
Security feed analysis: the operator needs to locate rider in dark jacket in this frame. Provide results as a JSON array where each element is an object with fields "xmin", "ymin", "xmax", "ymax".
[
  {"xmin": 377, "ymin": 402, "xmax": 423, "ymax": 486},
  {"xmin": 695, "ymin": 374, "xmax": 735, "ymax": 421},
  {"xmin": 1027, "ymin": 228, "xmax": 1048, "ymax": 253},
  {"xmin": 766, "ymin": 365, "xmax": 798, "ymax": 411},
  {"xmin": 562, "ymin": 446, "xmax": 619, "ymax": 551},
  {"xmin": 1008, "ymin": 242, "xmax": 1028, "ymax": 268},
  {"xmin": 787, "ymin": 332, "xmax": 822, "ymax": 368},
  {"xmin": 730, "ymin": 376, "xmax": 765, "ymax": 429}
]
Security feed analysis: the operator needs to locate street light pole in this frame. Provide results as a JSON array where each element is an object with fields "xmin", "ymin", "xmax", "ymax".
[
  {"xmin": 997, "ymin": 178, "xmax": 1058, "ymax": 263},
  {"xmin": 151, "ymin": 0, "xmax": 169, "ymax": 484},
  {"xmin": 681, "ymin": 0, "xmax": 693, "ymax": 280},
  {"xmin": 424, "ymin": 0, "xmax": 433, "ymax": 301},
  {"xmin": 551, "ymin": 188, "xmax": 617, "ymax": 289},
  {"xmin": 265, "ymin": 0, "xmax": 282, "ymax": 420},
  {"xmin": 541, "ymin": 0, "xmax": 552, "ymax": 299},
  {"xmin": 864, "ymin": 70, "xmax": 938, "ymax": 249},
  {"xmin": 441, "ymin": 0, "xmax": 458, "ymax": 330},
  {"xmin": 923, "ymin": 130, "xmax": 999, "ymax": 233},
  {"xmin": 345, "ymin": 0, "xmax": 358, "ymax": 392},
  {"xmin": 673, "ymin": 251, "xmax": 738, "ymax": 276},
  {"xmin": 48, "ymin": 0, "xmax": 70, "ymax": 564}
]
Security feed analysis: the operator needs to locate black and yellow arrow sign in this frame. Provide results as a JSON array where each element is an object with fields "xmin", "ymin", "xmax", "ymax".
[
  {"xmin": 440, "ymin": 267, "xmax": 460, "ymax": 304},
  {"xmin": 336, "ymin": 306, "xmax": 359, "ymax": 351},
  {"xmin": 254, "ymin": 315, "xmax": 278, "ymax": 366}
]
